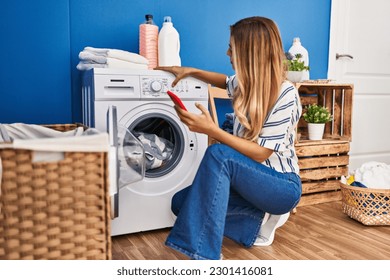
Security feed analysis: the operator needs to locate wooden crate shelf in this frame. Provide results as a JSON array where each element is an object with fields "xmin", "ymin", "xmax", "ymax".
[
  {"xmin": 298, "ymin": 190, "xmax": 342, "ymax": 207},
  {"xmin": 296, "ymin": 140, "xmax": 349, "ymax": 206},
  {"xmin": 296, "ymin": 82, "xmax": 353, "ymax": 142},
  {"xmin": 295, "ymin": 82, "xmax": 354, "ymax": 207}
]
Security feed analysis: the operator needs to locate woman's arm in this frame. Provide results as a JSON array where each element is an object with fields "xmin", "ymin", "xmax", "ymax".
[
  {"xmin": 157, "ymin": 67, "xmax": 273, "ymax": 162},
  {"xmin": 210, "ymin": 123, "xmax": 273, "ymax": 163},
  {"xmin": 177, "ymin": 103, "xmax": 273, "ymax": 163},
  {"xmin": 155, "ymin": 66, "xmax": 227, "ymax": 89}
]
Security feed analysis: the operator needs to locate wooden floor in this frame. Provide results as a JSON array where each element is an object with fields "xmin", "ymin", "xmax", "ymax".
[{"xmin": 111, "ymin": 201, "xmax": 390, "ymax": 260}]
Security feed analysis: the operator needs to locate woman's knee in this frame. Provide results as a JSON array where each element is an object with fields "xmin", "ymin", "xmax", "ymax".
[
  {"xmin": 171, "ymin": 186, "xmax": 190, "ymax": 215},
  {"xmin": 205, "ymin": 143, "xmax": 234, "ymax": 161}
]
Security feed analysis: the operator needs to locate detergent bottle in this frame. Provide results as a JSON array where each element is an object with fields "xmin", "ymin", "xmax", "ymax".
[
  {"xmin": 158, "ymin": 16, "xmax": 181, "ymax": 66},
  {"xmin": 288, "ymin": 37, "xmax": 310, "ymax": 80},
  {"xmin": 139, "ymin": 14, "xmax": 159, "ymax": 69}
]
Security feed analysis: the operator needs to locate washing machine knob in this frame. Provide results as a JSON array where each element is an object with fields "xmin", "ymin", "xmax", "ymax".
[{"xmin": 150, "ymin": 80, "xmax": 163, "ymax": 92}]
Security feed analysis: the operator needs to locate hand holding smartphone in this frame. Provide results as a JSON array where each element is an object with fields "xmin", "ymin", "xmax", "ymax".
[{"xmin": 167, "ymin": 90, "xmax": 187, "ymax": 111}]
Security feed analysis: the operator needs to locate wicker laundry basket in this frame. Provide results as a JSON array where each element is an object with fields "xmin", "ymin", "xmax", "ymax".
[
  {"xmin": 340, "ymin": 183, "xmax": 390, "ymax": 226},
  {"xmin": 0, "ymin": 124, "xmax": 112, "ymax": 259}
]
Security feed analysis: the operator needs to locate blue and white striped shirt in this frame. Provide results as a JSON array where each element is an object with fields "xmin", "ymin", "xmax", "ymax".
[{"xmin": 226, "ymin": 75, "xmax": 302, "ymax": 174}]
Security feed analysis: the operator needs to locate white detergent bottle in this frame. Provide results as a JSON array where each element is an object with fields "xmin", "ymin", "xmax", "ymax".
[
  {"xmin": 288, "ymin": 37, "xmax": 310, "ymax": 80},
  {"xmin": 139, "ymin": 14, "xmax": 159, "ymax": 69},
  {"xmin": 158, "ymin": 16, "xmax": 181, "ymax": 66}
]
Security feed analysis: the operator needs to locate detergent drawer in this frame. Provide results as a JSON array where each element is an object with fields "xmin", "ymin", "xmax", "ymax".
[{"xmin": 94, "ymin": 74, "xmax": 141, "ymax": 100}]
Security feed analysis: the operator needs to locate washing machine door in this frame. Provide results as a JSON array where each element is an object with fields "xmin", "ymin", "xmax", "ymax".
[{"xmin": 107, "ymin": 106, "xmax": 145, "ymax": 218}]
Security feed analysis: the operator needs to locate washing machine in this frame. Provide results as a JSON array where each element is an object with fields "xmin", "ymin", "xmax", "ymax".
[{"xmin": 82, "ymin": 68, "xmax": 208, "ymax": 236}]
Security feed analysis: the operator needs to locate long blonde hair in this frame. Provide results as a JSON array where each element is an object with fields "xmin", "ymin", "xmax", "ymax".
[{"xmin": 230, "ymin": 17, "xmax": 286, "ymax": 142}]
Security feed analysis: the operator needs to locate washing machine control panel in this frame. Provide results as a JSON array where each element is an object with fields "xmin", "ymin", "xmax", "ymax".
[
  {"xmin": 141, "ymin": 77, "xmax": 169, "ymax": 96},
  {"xmin": 150, "ymin": 80, "xmax": 163, "ymax": 92},
  {"xmin": 141, "ymin": 75, "xmax": 207, "ymax": 99}
]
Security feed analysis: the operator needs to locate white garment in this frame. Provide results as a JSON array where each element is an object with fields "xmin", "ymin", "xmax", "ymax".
[
  {"xmin": 2, "ymin": 123, "xmax": 84, "ymax": 139},
  {"xmin": 106, "ymin": 58, "xmax": 148, "ymax": 69},
  {"xmin": 354, "ymin": 161, "xmax": 390, "ymax": 189},
  {"xmin": 79, "ymin": 51, "xmax": 107, "ymax": 64},
  {"xmin": 134, "ymin": 132, "xmax": 173, "ymax": 170},
  {"xmin": 83, "ymin": 46, "xmax": 149, "ymax": 64},
  {"xmin": 0, "ymin": 123, "xmax": 108, "ymax": 152},
  {"xmin": 0, "ymin": 125, "xmax": 11, "ymax": 142},
  {"xmin": 77, "ymin": 47, "xmax": 149, "ymax": 71},
  {"xmin": 76, "ymin": 62, "xmax": 106, "ymax": 71},
  {"xmin": 77, "ymin": 59, "xmax": 148, "ymax": 71}
]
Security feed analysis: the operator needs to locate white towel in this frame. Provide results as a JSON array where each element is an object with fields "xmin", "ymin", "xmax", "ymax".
[
  {"xmin": 83, "ymin": 47, "xmax": 148, "ymax": 65},
  {"xmin": 77, "ymin": 59, "xmax": 149, "ymax": 71},
  {"xmin": 83, "ymin": 46, "xmax": 110, "ymax": 55},
  {"xmin": 76, "ymin": 62, "xmax": 106, "ymax": 71},
  {"xmin": 77, "ymin": 47, "xmax": 149, "ymax": 71},
  {"xmin": 79, "ymin": 51, "xmax": 107, "ymax": 64},
  {"xmin": 106, "ymin": 58, "xmax": 148, "ymax": 70},
  {"xmin": 108, "ymin": 49, "xmax": 148, "ymax": 65}
]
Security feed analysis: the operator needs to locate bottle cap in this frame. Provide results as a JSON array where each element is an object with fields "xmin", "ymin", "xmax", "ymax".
[
  {"xmin": 293, "ymin": 37, "xmax": 302, "ymax": 46},
  {"xmin": 145, "ymin": 14, "xmax": 153, "ymax": 20},
  {"xmin": 164, "ymin": 16, "xmax": 172, "ymax": 23}
]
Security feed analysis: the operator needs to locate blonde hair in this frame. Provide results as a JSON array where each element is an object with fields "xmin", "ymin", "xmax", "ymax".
[{"xmin": 230, "ymin": 17, "xmax": 286, "ymax": 142}]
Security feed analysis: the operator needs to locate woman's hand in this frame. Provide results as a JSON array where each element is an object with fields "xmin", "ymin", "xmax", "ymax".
[
  {"xmin": 155, "ymin": 66, "xmax": 194, "ymax": 87},
  {"xmin": 174, "ymin": 102, "xmax": 218, "ymax": 136},
  {"xmin": 155, "ymin": 66, "xmax": 228, "ymax": 89}
]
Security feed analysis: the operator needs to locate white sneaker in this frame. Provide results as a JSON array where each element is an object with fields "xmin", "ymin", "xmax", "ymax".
[
  {"xmin": 262, "ymin": 212, "xmax": 270, "ymax": 225},
  {"xmin": 254, "ymin": 212, "xmax": 290, "ymax": 247},
  {"xmin": 170, "ymin": 211, "xmax": 177, "ymax": 222}
]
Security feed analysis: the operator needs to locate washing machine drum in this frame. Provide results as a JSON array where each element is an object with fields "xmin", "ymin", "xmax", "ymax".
[{"xmin": 124, "ymin": 112, "xmax": 185, "ymax": 179}]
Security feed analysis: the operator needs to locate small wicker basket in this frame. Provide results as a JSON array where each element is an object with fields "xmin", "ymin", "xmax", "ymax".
[
  {"xmin": 340, "ymin": 183, "xmax": 390, "ymax": 226},
  {"xmin": 0, "ymin": 124, "xmax": 111, "ymax": 259}
]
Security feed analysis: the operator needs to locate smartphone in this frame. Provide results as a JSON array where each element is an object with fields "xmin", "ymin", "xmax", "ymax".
[{"xmin": 167, "ymin": 90, "xmax": 187, "ymax": 111}]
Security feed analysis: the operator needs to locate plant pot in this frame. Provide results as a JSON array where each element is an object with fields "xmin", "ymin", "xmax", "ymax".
[
  {"xmin": 287, "ymin": 71, "xmax": 304, "ymax": 83},
  {"xmin": 307, "ymin": 123, "xmax": 325, "ymax": 140}
]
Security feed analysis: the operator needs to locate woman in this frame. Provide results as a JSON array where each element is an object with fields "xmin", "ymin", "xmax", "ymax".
[{"xmin": 156, "ymin": 16, "xmax": 302, "ymax": 260}]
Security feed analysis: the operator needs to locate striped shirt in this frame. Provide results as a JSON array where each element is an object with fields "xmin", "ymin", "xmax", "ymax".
[{"xmin": 226, "ymin": 75, "xmax": 302, "ymax": 174}]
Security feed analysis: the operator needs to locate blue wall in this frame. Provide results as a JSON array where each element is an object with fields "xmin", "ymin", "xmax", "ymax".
[
  {"xmin": 1, "ymin": 0, "xmax": 72, "ymax": 124},
  {"xmin": 1, "ymin": 0, "xmax": 331, "ymax": 124}
]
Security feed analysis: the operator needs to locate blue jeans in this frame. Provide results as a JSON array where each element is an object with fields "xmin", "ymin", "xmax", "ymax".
[{"xmin": 165, "ymin": 144, "xmax": 302, "ymax": 260}]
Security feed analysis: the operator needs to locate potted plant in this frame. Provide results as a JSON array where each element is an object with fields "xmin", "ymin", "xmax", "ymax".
[
  {"xmin": 303, "ymin": 104, "xmax": 332, "ymax": 140},
  {"xmin": 285, "ymin": 53, "xmax": 310, "ymax": 82}
]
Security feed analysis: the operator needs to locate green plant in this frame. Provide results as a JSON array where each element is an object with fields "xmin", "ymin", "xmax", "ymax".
[
  {"xmin": 303, "ymin": 104, "xmax": 332, "ymax": 123},
  {"xmin": 286, "ymin": 53, "xmax": 310, "ymax": 72}
]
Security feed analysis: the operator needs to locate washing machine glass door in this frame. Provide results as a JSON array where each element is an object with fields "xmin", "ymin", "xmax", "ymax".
[
  {"xmin": 117, "ymin": 125, "xmax": 146, "ymax": 185},
  {"xmin": 127, "ymin": 112, "xmax": 185, "ymax": 179},
  {"xmin": 107, "ymin": 105, "xmax": 146, "ymax": 218}
]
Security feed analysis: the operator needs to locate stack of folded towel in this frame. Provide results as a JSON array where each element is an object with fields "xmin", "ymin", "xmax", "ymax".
[{"xmin": 77, "ymin": 46, "xmax": 149, "ymax": 71}]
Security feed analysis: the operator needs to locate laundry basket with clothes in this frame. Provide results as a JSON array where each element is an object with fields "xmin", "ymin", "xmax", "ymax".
[
  {"xmin": 0, "ymin": 123, "xmax": 112, "ymax": 259},
  {"xmin": 340, "ymin": 161, "xmax": 390, "ymax": 226}
]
